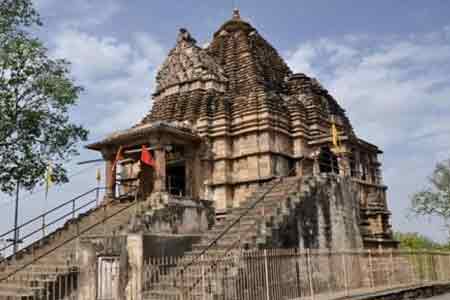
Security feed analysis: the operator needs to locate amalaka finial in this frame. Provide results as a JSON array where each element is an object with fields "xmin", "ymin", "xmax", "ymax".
[
  {"xmin": 232, "ymin": 8, "xmax": 241, "ymax": 20},
  {"xmin": 177, "ymin": 28, "xmax": 197, "ymax": 45}
]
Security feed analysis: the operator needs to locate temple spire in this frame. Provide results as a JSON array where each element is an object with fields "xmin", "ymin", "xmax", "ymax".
[{"xmin": 232, "ymin": 8, "xmax": 241, "ymax": 20}]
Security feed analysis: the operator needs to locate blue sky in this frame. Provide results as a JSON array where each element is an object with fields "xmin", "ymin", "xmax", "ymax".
[{"xmin": 1, "ymin": 0, "xmax": 450, "ymax": 244}]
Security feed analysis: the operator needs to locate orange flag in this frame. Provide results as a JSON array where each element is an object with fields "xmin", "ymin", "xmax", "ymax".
[{"xmin": 140, "ymin": 145, "xmax": 155, "ymax": 167}]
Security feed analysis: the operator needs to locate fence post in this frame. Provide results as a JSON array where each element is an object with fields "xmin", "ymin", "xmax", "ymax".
[
  {"xmin": 264, "ymin": 249, "xmax": 270, "ymax": 300},
  {"xmin": 103, "ymin": 203, "xmax": 107, "ymax": 235},
  {"xmin": 307, "ymin": 249, "xmax": 315, "ymax": 300},
  {"xmin": 96, "ymin": 187, "xmax": 100, "ymax": 206},
  {"xmin": 438, "ymin": 252, "xmax": 443, "ymax": 281},
  {"xmin": 414, "ymin": 251, "xmax": 420, "ymax": 284},
  {"xmin": 72, "ymin": 199, "xmax": 76, "ymax": 219},
  {"xmin": 180, "ymin": 269, "xmax": 185, "ymax": 300},
  {"xmin": 201, "ymin": 254, "xmax": 206, "ymax": 300},
  {"xmin": 409, "ymin": 251, "xmax": 415, "ymax": 284},
  {"xmin": 42, "ymin": 215, "xmax": 46, "ymax": 238}
]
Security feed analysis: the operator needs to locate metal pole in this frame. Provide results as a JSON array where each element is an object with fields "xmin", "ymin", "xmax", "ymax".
[
  {"xmin": 264, "ymin": 249, "xmax": 270, "ymax": 300},
  {"xmin": 96, "ymin": 186, "xmax": 100, "ymax": 206},
  {"xmin": 13, "ymin": 181, "xmax": 20, "ymax": 255},
  {"xmin": 42, "ymin": 215, "xmax": 46, "ymax": 238},
  {"xmin": 201, "ymin": 254, "xmax": 206, "ymax": 300},
  {"xmin": 307, "ymin": 249, "xmax": 315, "ymax": 300}
]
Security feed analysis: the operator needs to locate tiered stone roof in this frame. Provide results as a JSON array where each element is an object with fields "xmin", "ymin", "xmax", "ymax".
[
  {"xmin": 142, "ymin": 10, "xmax": 354, "ymax": 143},
  {"xmin": 154, "ymin": 29, "xmax": 228, "ymax": 95}
]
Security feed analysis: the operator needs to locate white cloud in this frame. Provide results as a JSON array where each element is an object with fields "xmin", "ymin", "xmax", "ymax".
[
  {"xmin": 50, "ymin": 28, "xmax": 166, "ymax": 136},
  {"xmin": 52, "ymin": 30, "xmax": 132, "ymax": 81},
  {"xmin": 34, "ymin": 0, "xmax": 120, "ymax": 28},
  {"xmin": 287, "ymin": 28, "xmax": 450, "ymax": 241}
]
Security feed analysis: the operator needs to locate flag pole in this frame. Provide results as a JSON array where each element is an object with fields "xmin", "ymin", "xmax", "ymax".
[
  {"xmin": 96, "ymin": 168, "xmax": 101, "ymax": 205},
  {"xmin": 43, "ymin": 163, "xmax": 53, "ymax": 236},
  {"xmin": 13, "ymin": 181, "xmax": 20, "ymax": 255}
]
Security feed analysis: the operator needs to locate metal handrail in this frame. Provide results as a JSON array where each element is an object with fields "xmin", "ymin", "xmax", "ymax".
[
  {"xmin": 0, "ymin": 187, "xmax": 102, "ymax": 239},
  {"xmin": 0, "ymin": 185, "xmax": 141, "ymax": 283},
  {"xmin": 0, "ymin": 187, "xmax": 105, "ymax": 260}
]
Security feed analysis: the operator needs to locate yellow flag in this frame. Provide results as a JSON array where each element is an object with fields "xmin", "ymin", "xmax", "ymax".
[
  {"xmin": 96, "ymin": 168, "xmax": 101, "ymax": 183},
  {"xmin": 45, "ymin": 163, "xmax": 53, "ymax": 198},
  {"xmin": 331, "ymin": 122, "xmax": 342, "ymax": 153}
]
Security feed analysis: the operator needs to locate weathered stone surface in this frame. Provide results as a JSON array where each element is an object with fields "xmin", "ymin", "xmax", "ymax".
[{"xmin": 91, "ymin": 10, "xmax": 396, "ymax": 248}]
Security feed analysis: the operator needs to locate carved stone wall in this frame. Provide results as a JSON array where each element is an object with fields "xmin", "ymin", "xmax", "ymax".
[{"xmin": 131, "ymin": 11, "xmax": 395, "ymax": 246}]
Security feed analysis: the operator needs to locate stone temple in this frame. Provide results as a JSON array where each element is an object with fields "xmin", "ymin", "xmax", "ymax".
[
  {"xmin": 87, "ymin": 9, "xmax": 397, "ymax": 250},
  {"xmin": 0, "ymin": 10, "xmax": 402, "ymax": 299}
]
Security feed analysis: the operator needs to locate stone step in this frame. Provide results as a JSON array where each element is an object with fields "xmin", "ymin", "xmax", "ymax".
[
  {"xmin": 210, "ymin": 218, "xmax": 258, "ymax": 232},
  {"xmin": 0, "ymin": 282, "xmax": 40, "ymax": 297},
  {"xmin": 0, "ymin": 200, "xmax": 138, "ymax": 299},
  {"xmin": 204, "ymin": 221, "xmax": 262, "ymax": 237},
  {"xmin": 144, "ymin": 288, "xmax": 210, "ymax": 300},
  {"xmin": 3, "ymin": 200, "xmax": 135, "ymax": 266},
  {"xmin": 227, "ymin": 204, "xmax": 285, "ymax": 219},
  {"xmin": 140, "ymin": 177, "xmax": 305, "ymax": 297},
  {"xmin": 191, "ymin": 237, "xmax": 258, "ymax": 252}
]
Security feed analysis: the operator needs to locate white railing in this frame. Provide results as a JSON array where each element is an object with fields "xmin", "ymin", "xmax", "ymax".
[{"xmin": 142, "ymin": 248, "xmax": 450, "ymax": 300}]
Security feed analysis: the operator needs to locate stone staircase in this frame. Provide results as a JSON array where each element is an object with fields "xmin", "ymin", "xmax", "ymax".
[
  {"xmin": 143, "ymin": 175, "xmax": 324, "ymax": 300},
  {"xmin": 0, "ymin": 197, "xmax": 138, "ymax": 299}
]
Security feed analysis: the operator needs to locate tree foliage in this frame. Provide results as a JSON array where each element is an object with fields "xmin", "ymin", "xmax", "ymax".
[
  {"xmin": 0, "ymin": 0, "xmax": 88, "ymax": 194},
  {"xmin": 394, "ymin": 232, "xmax": 450, "ymax": 250},
  {"xmin": 411, "ymin": 159, "xmax": 450, "ymax": 222}
]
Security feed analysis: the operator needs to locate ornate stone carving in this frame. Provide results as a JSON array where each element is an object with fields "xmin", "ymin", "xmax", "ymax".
[{"xmin": 155, "ymin": 29, "xmax": 228, "ymax": 94}]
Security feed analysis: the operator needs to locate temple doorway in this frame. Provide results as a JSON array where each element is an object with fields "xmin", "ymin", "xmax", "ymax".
[
  {"xmin": 167, "ymin": 162, "xmax": 186, "ymax": 196},
  {"xmin": 166, "ymin": 145, "xmax": 187, "ymax": 197}
]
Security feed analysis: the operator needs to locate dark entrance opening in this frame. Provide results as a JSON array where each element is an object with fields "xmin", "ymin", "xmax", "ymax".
[
  {"xmin": 167, "ymin": 162, "xmax": 186, "ymax": 196},
  {"xmin": 318, "ymin": 147, "xmax": 339, "ymax": 174}
]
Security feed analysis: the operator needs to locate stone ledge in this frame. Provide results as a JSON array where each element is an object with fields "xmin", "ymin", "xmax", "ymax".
[{"xmin": 341, "ymin": 282, "xmax": 450, "ymax": 300}]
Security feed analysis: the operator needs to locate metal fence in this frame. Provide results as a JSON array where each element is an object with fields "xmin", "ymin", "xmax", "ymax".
[
  {"xmin": 142, "ymin": 248, "xmax": 450, "ymax": 300},
  {"xmin": 0, "ymin": 266, "xmax": 83, "ymax": 299}
]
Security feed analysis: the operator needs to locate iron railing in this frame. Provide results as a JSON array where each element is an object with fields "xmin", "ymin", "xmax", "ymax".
[
  {"xmin": 0, "ymin": 187, "xmax": 106, "ymax": 261},
  {"xmin": 0, "ymin": 184, "xmax": 140, "ymax": 295},
  {"xmin": 142, "ymin": 248, "xmax": 450, "ymax": 300}
]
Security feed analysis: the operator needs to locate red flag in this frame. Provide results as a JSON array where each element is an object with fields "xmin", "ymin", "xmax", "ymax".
[{"xmin": 141, "ymin": 145, "xmax": 155, "ymax": 167}]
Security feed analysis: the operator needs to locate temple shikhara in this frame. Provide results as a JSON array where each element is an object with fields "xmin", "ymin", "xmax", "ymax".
[
  {"xmin": 88, "ymin": 9, "xmax": 396, "ymax": 250},
  {"xmin": 0, "ymin": 10, "xmax": 401, "ymax": 300}
]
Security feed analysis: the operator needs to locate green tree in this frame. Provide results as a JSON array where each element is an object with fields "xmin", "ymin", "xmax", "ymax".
[
  {"xmin": 394, "ymin": 232, "xmax": 438, "ymax": 250},
  {"xmin": 0, "ymin": 0, "xmax": 88, "ymax": 194},
  {"xmin": 410, "ymin": 159, "xmax": 450, "ymax": 236}
]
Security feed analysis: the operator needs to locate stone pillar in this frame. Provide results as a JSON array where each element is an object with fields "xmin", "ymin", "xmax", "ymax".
[
  {"xmin": 295, "ymin": 158, "xmax": 303, "ymax": 177},
  {"xmin": 154, "ymin": 147, "xmax": 166, "ymax": 192},
  {"xmin": 77, "ymin": 240, "xmax": 97, "ymax": 299},
  {"xmin": 102, "ymin": 149, "xmax": 116, "ymax": 199},
  {"xmin": 185, "ymin": 150, "xmax": 193, "ymax": 198},
  {"xmin": 338, "ymin": 152, "xmax": 351, "ymax": 177},
  {"xmin": 126, "ymin": 234, "xmax": 143, "ymax": 300},
  {"xmin": 185, "ymin": 146, "xmax": 201, "ymax": 199},
  {"xmin": 192, "ymin": 152, "xmax": 201, "ymax": 199},
  {"xmin": 313, "ymin": 157, "xmax": 320, "ymax": 175},
  {"xmin": 354, "ymin": 150, "xmax": 361, "ymax": 179}
]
